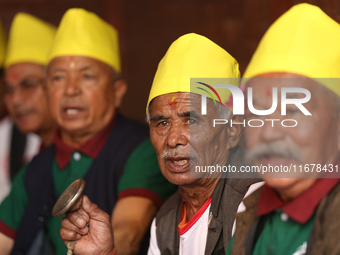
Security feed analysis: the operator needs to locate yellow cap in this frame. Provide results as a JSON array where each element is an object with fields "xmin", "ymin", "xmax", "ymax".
[
  {"xmin": 0, "ymin": 20, "xmax": 6, "ymax": 68},
  {"xmin": 243, "ymin": 3, "xmax": 340, "ymax": 96},
  {"xmin": 147, "ymin": 33, "xmax": 240, "ymax": 110},
  {"xmin": 48, "ymin": 8, "xmax": 121, "ymax": 73},
  {"xmin": 5, "ymin": 13, "xmax": 56, "ymax": 68}
]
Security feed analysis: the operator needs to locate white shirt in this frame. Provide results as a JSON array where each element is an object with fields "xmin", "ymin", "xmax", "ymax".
[
  {"xmin": 0, "ymin": 117, "xmax": 40, "ymax": 203},
  {"xmin": 178, "ymin": 200, "xmax": 211, "ymax": 255},
  {"xmin": 148, "ymin": 182, "xmax": 264, "ymax": 255}
]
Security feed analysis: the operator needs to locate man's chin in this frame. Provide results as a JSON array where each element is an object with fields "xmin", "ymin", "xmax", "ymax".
[
  {"xmin": 163, "ymin": 171, "xmax": 198, "ymax": 186},
  {"xmin": 15, "ymin": 122, "xmax": 39, "ymax": 134},
  {"xmin": 59, "ymin": 120, "xmax": 90, "ymax": 135}
]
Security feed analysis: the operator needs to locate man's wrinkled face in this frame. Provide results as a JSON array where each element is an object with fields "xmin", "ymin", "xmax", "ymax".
[
  {"xmin": 244, "ymin": 73, "xmax": 340, "ymax": 192},
  {"xmin": 3, "ymin": 62, "xmax": 54, "ymax": 134},
  {"xmin": 46, "ymin": 56, "xmax": 126, "ymax": 137},
  {"xmin": 149, "ymin": 92, "xmax": 234, "ymax": 186}
]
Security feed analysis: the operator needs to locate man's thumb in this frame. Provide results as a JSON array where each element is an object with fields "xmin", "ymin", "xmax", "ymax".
[{"xmin": 81, "ymin": 195, "xmax": 110, "ymax": 222}]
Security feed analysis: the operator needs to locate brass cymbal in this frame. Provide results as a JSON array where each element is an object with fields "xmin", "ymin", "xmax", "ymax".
[{"xmin": 52, "ymin": 178, "xmax": 86, "ymax": 217}]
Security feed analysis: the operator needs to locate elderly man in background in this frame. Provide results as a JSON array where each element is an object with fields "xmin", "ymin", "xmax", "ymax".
[
  {"xmin": 0, "ymin": 19, "xmax": 6, "ymax": 119},
  {"xmin": 227, "ymin": 3, "xmax": 340, "ymax": 255},
  {"xmin": 0, "ymin": 19, "xmax": 9, "ymax": 202},
  {"xmin": 0, "ymin": 8, "xmax": 176, "ymax": 255},
  {"xmin": 0, "ymin": 13, "xmax": 55, "ymax": 202},
  {"xmin": 57, "ymin": 33, "xmax": 258, "ymax": 255}
]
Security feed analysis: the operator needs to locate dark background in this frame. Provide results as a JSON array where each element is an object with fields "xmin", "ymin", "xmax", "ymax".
[{"xmin": 1, "ymin": 0, "xmax": 339, "ymax": 123}]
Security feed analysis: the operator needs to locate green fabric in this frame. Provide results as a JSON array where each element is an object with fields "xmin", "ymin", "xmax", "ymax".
[
  {"xmin": 225, "ymin": 235, "xmax": 234, "ymax": 255},
  {"xmin": 52, "ymin": 153, "xmax": 93, "ymax": 196},
  {"xmin": 118, "ymin": 139, "xmax": 178, "ymax": 202},
  {"xmin": 226, "ymin": 209, "xmax": 315, "ymax": 255},
  {"xmin": 0, "ymin": 138, "xmax": 177, "ymax": 255},
  {"xmin": 0, "ymin": 164, "xmax": 28, "ymax": 230},
  {"xmin": 47, "ymin": 154, "xmax": 94, "ymax": 255},
  {"xmin": 0, "ymin": 154, "xmax": 93, "ymax": 255}
]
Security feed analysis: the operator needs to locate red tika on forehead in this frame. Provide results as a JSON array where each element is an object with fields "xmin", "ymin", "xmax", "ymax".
[
  {"xmin": 266, "ymin": 87, "xmax": 272, "ymax": 97},
  {"xmin": 11, "ymin": 73, "xmax": 19, "ymax": 81},
  {"xmin": 168, "ymin": 96, "xmax": 176, "ymax": 109}
]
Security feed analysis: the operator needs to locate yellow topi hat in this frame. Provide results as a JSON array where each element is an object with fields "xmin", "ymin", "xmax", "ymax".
[
  {"xmin": 0, "ymin": 20, "xmax": 6, "ymax": 69},
  {"xmin": 146, "ymin": 33, "xmax": 240, "ymax": 111},
  {"xmin": 243, "ymin": 3, "xmax": 340, "ymax": 96},
  {"xmin": 47, "ymin": 8, "xmax": 121, "ymax": 73},
  {"xmin": 5, "ymin": 13, "xmax": 56, "ymax": 68}
]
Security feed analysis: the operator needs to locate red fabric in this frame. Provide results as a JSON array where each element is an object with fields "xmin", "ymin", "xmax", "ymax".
[
  {"xmin": 118, "ymin": 188, "xmax": 164, "ymax": 209},
  {"xmin": 178, "ymin": 197, "xmax": 212, "ymax": 236},
  {"xmin": 39, "ymin": 142, "xmax": 45, "ymax": 152},
  {"xmin": 54, "ymin": 115, "xmax": 116, "ymax": 169},
  {"xmin": 0, "ymin": 220, "xmax": 16, "ymax": 239},
  {"xmin": 107, "ymin": 245, "xmax": 117, "ymax": 255},
  {"xmin": 257, "ymin": 177, "xmax": 340, "ymax": 224}
]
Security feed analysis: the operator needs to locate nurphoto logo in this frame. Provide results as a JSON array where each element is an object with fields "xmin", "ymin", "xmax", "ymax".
[{"xmin": 195, "ymin": 80, "xmax": 312, "ymax": 128}]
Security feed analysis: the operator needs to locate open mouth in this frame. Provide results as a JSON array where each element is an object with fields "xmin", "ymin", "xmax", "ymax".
[
  {"xmin": 171, "ymin": 159, "xmax": 189, "ymax": 165},
  {"xmin": 260, "ymin": 153, "xmax": 292, "ymax": 165},
  {"xmin": 65, "ymin": 108, "xmax": 82, "ymax": 115},
  {"xmin": 166, "ymin": 157, "xmax": 191, "ymax": 172},
  {"xmin": 62, "ymin": 105, "xmax": 85, "ymax": 118}
]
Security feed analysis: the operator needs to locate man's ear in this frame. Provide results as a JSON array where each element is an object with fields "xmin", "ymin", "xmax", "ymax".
[
  {"xmin": 113, "ymin": 79, "xmax": 128, "ymax": 108},
  {"xmin": 227, "ymin": 114, "xmax": 243, "ymax": 150}
]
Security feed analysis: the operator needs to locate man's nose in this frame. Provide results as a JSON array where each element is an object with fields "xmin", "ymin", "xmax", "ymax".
[
  {"xmin": 166, "ymin": 123, "xmax": 189, "ymax": 148},
  {"xmin": 8, "ymin": 87, "xmax": 25, "ymax": 106},
  {"xmin": 259, "ymin": 117, "xmax": 285, "ymax": 142},
  {"xmin": 64, "ymin": 77, "xmax": 81, "ymax": 96}
]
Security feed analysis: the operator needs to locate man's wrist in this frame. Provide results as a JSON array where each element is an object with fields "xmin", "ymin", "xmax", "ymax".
[{"xmin": 107, "ymin": 245, "xmax": 117, "ymax": 255}]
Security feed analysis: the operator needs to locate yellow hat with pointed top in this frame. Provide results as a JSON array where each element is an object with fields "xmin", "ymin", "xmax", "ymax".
[
  {"xmin": 146, "ymin": 33, "xmax": 240, "ymax": 110},
  {"xmin": 5, "ymin": 13, "xmax": 56, "ymax": 68},
  {"xmin": 243, "ymin": 3, "xmax": 340, "ymax": 96},
  {"xmin": 47, "ymin": 8, "xmax": 121, "ymax": 73}
]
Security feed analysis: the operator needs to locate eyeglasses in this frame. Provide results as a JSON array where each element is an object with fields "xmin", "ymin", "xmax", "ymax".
[{"xmin": 1, "ymin": 77, "xmax": 44, "ymax": 98}]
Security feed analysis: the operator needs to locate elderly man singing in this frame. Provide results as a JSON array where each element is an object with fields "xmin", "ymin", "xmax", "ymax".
[
  {"xmin": 0, "ymin": 9, "xmax": 176, "ymax": 255},
  {"xmin": 58, "ymin": 33, "xmax": 258, "ymax": 255}
]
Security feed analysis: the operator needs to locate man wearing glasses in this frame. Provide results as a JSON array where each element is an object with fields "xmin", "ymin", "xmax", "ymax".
[{"xmin": 0, "ymin": 13, "xmax": 56, "ymax": 203}]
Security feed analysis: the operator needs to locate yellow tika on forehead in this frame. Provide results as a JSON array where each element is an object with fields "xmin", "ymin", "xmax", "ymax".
[
  {"xmin": 146, "ymin": 33, "xmax": 240, "ymax": 112},
  {"xmin": 243, "ymin": 3, "xmax": 340, "ymax": 96},
  {"xmin": 47, "ymin": 8, "xmax": 121, "ymax": 73},
  {"xmin": 5, "ymin": 13, "xmax": 56, "ymax": 68},
  {"xmin": 0, "ymin": 20, "xmax": 6, "ymax": 68}
]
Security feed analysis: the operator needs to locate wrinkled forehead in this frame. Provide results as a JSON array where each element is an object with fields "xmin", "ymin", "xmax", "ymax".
[
  {"xmin": 148, "ymin": 92, "xmax": 218, "ymax": 109},
  {"xmin": 5, "ymin": 62, "xmax": 45, "ymax": 80},
  {"xmin": 148, "ymin": 92, "xmax": 213, "ymax": 115},
  {"xmin": 46, "ymin": 55, "xmax": 114, "ymax": 74},
  {"xmin": 245, "ymin": 73, "xmax": 328, "ymax": 100}
]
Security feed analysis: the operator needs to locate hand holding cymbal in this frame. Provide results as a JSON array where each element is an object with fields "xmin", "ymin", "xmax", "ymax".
[{"xmin": 52, "ymin": 179, "xmax": 86, "ymax": 255}]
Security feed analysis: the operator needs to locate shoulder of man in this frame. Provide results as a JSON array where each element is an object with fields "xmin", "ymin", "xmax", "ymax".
[
  {"xmin": 310, "ymin": 182, "xmax": 340, "ymax": 254},
  {"xmin": 230, "ymin": 186, "xmax": 263, "ymax": 255},
  {"xmin": 154, "ymin": 190, "xmax": 182, "ymax": 254},
  {"xmin": 24, "ymin": 145, "xmax": 55, "ymax": 192},
  {"xmin": 156, "ymin": 190, "xmax": 182, "ymax": 222}
]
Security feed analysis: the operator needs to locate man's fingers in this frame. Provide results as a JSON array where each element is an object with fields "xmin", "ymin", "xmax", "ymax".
[
  {"xmin": 82, "ymin": 195, "xmax": 111, "ymax": 223},
  {"xmin": 60, "ymin": 227, "xmax": 82, "ymax": 242},
  {"xmin": 65, "ymin": 209, "xmax": 90, "ymax": 228},
  {"xmin": 61, "ymin": 217, "xmax": 89, "ymax": 235}
]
